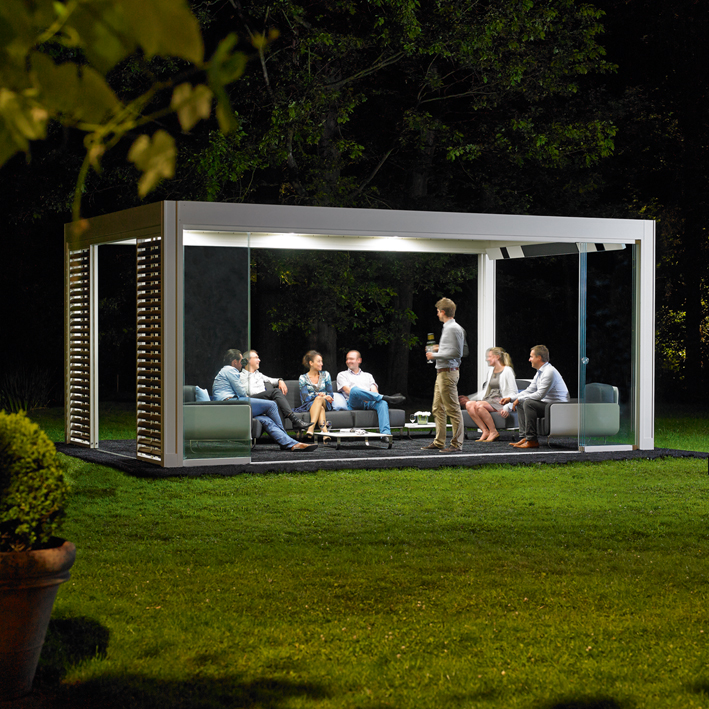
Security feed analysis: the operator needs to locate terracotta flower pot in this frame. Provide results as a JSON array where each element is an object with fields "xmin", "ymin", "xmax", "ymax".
[{"xmin": 0, "ymin": 539, "xmax": 76, "ymax": 700}]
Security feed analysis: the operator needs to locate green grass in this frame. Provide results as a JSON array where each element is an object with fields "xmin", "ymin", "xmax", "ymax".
[
  {"xmin": 28, "ymin": 453, "xmax": 709, "ymax": 708},
  {"xmin": 28, "ymin": 402, "xmax": 137, "ymax": 443},
  {"xmin": 656, "ymin": 404, "xmax": 709, "ymax": 453}
]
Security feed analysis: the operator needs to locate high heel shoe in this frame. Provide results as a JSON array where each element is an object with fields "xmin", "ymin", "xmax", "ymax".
[
  {"xmin": 304, "ymin": 426, "xmax": 315, "ymax": 441},
  {"xmin": 319, "ymin": 423, "xmax": 331, "ymax": 443}
]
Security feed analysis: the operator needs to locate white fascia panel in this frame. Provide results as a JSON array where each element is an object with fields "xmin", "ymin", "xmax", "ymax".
[{"xmin": 177, "ymin": 201, "xmax": 649, "ymax": 246}]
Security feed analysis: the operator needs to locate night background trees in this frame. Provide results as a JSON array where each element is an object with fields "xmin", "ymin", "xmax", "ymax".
[{"xmin": 0, "ymin": 0, "xmax": 705, "ymax": 404}]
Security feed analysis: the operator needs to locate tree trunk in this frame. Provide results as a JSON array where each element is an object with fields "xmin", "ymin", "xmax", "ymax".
[
  {"xmin": 409, "ymin": 127, "xmax": 436, "ymax": 202},
  {"xmin": 309, "ymin": 321, "xmax": 337, "ymax": 375},
  {"xmin": 385, "ymin": 278, "xmax": 414, "ymax": 396},
  {"xmin": 254, "ymin": 266, "xmax": 286, "ymax": 376},
  {"xmin": 317, "ymin": 109, "xmax": 342, "ymax": 206}
]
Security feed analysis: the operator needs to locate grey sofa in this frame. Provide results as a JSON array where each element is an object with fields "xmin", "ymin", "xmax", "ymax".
[
  {"xmin": 460, "ymin": 378, "xmax": 531, "ymax": 438},
  {"xmin": 251, "ymin": 379, "xmax": 406, "ymax": 441},
  {"xmin": 538, "ymin": 382, "xmax": 620, "ymax": 444},
  {"xmin": 183, "ymin": 385, "xmax": 253, "ymax": 456}
]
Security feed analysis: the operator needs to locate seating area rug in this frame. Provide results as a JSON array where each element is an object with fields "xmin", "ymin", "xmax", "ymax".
[{"xmin": 55, "ymin": 433, "xmax": 708, "ymax": 478}]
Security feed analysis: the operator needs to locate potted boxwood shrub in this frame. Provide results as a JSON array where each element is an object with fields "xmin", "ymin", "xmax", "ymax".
[{"xmin": 0, "ymin": 410, "xmax": 74, "ymax": 701}]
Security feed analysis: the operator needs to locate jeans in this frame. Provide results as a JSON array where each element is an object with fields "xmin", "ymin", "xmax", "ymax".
[
  {"xmin": 249, "ymin": 398, "xmax": 294, "ymax": 448},
  {"xmin": 347, "ymin": 387, "xmax": 391, "ymax": 435}
]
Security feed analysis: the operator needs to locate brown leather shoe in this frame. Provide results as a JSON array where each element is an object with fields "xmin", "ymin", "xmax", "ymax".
[
  {"xmin": 515, "ymin": 439, "xmax": 539, "ymax": 449},
  {"xmin": 509, "ymin": 439, "xmax": 525, "ymax": 447},
  {"xmin": 421, "ymin": 442, "xmax": 442, "ymax": 450},
  {"xmin": 439, "ymin": 446, "xmax": 463, "ymax": 453},
  {"xmin": 288, "ymin": 442, "xmax": 318, "ymax": 452}
]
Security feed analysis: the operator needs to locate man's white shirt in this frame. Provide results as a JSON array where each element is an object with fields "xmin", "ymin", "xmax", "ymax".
[
  {"xmin": 239, "ymin": 369, "xmax": 279, "ymax": 395},
  {"xmin": 517, "ymin": 362, "xmax": 569, "ymax": 403},
  {"xmin": 336, "ymin": 369, "xmax": 377, "ymax": 400}
]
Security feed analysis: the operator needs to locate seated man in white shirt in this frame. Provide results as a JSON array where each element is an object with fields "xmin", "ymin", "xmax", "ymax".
[
  {"xmin": 336, "ymin": 350, "xmax": 405, "ymax": 439},
  {"xmin": 239, "ymin": 350, "xmax": 309, "ymax": 430},
  {"xmin": 501, "ymin": 344, "xmax": 569, "ymax": 449}
]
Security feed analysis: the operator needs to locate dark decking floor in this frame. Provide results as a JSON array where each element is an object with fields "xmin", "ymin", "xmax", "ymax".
[{"xmin": 56, "ymin": 431, "xmax": 709, "ymax": 478}]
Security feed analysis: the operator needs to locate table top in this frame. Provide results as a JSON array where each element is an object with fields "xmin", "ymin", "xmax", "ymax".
[
  {"xmin": 316, "ymin": 429, "xmax": 387, "ymax": 438},
  {"xmin": 404, "ymin": 422, "xmax": 451, "ymax": 428},
  {"xmin": 313, "ymin": 429, "xmax": 392, "ymax": 449}
]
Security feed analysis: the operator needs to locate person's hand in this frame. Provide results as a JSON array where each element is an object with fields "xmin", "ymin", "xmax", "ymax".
[
  {"xmin": 500, "ymin": 397, "xmax": 511, "ymax": 405},
  {"xmin": 458, "ymin": 395, "xmax": 470, "ymax": 406},
  {"xmin": 426, "ymin": 351, "xmax": 435, "ymax": 361},
  {"xmin": 325, "ymin": 395, "xmax": 333, "ymax": 403},
  {"xmin": 278, "ymin": 380, "xmax": 288, "ymax": 394},
  {"xmin": 511, "ymin": 398, "xmax": 519, "ymax": 411},
  {"xmin": 500, "ymin": 408, "xmax": 509, "ymax": 419}
]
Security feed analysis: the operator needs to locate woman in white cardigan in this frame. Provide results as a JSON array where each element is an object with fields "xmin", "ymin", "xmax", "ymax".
[{"xmin": 460, "ymin": 347, "xmax": 517, "ymax": 442}]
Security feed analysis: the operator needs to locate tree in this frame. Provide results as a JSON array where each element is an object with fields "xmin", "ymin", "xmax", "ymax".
[
  {"xmin": 186, "ymin": 0, "xmax": 620, "ymax": 391},
  {"xmin": 0, "ymin": 0, "xmax": 262, "ymax": 222},
  {"xmin": 181, "ymin": 0, "xmax": 616, "ymax": 211},
  {"xmin": 250, "ymin": 249, "xmax": 477, "ymax": 395},
  {"xmin": 591, "ymin": 0, "xmax": 709, "ymax": 395}
]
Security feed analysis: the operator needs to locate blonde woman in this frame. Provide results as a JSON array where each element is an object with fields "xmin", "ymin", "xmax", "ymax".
[
  {"xmin": 294, "ymin": 350, "xmax": 334, "ymax": 441},
  {"xmin": 460, "ymin": 347, "xmax": 517, "ymax": 442}
]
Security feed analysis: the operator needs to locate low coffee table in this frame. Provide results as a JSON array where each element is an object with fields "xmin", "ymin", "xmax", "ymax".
[
  {"xmin": 404, "ymin": 422, "xmax": 451, "ymax": 439},
  {"xmin": 314, "ymin": 429, "xmax": 393, "ymax": 450}
]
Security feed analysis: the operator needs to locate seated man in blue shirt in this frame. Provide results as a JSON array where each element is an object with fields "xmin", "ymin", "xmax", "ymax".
[
  {"xmin": 213, "ymin": 349, "xmax": 317, "ymax": 452},
  {"xmin": 501, "ymin": 344, "xmax": 569, "ymax": 449}
]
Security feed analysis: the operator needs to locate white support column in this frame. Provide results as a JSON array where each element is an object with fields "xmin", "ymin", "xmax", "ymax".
[
  {"xmin": 636, "ymin": 223, "xmax": 656, "ymax": 450},
  {"xmin": 162, "ymin": 201, "xmax": 181, "ymax": 467},
  {"xmin": 477, "ymin": 254, "xmax": 496, "ymax": 389}
]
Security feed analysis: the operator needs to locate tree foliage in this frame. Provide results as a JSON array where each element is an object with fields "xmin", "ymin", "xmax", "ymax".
[
  {"xmin": 0, "ymin": 0, "xmax": 263, "ymax": 221},
  {"xmin": 183, "ymin": 0, "xmax": 616, "ymax": 209}
]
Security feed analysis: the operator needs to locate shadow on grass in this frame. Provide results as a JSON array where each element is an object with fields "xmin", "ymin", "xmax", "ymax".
[
  {"xmin": 34, "ymin": 617, "xmax": 110, "ymax": 685},
  {"xmin": 688, "ymin": 679, "xmax": 709, "ymax": 696},
  {"xmin": 14, "ymin": 616, "xmax": 331, "ymax": 709},
  {"xmin": 18, "ymin": 675, "xmax": 332, "ymax": 709},
  {"xmin": 537, "ymin": 698, "xmax": 629, "ymax": 709}
]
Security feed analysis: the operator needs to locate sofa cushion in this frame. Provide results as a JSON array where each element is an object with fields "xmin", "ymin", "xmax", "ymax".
[{"xmin": 195, "ymin": 386, "xmax": 210, "ymax": 401}]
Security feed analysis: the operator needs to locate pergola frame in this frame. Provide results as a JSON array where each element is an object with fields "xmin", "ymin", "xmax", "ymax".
[{"xmin": 65, "ymin": 200, "xmax": 655, "ymax": 467}]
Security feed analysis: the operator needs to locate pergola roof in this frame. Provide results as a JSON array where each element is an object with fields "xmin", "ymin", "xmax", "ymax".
[{"xmin": 65, "ymin": 201, "xmax": 655, "ymax": 467}]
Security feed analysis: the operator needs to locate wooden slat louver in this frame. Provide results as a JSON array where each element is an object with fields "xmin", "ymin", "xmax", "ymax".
[
  {"xmin": 66, "ymin": 249, "xmax": 92, "ymax": 446},
  {"xmin": 136, "ymin": 237, "xmax": 163, "ymax": 463}
]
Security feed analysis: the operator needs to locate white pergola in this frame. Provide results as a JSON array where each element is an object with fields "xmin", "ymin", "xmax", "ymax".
[{"xmin": 65, "ymin": 200, "xmax": 655, "ymax": 467}]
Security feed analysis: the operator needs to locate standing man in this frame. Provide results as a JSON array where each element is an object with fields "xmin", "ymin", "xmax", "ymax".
[
  {"xmin": 240, "ymin": 349, "xmax": 309, "ymax": 430},
  {"xmin": 336, "ymin": 350, "xmax": 405, "ymax": 440},
  {"xmin": 423, "ymin": 297, "xmax": 465, "ymax": 453},
  {"xmin": 213, "ymin": 349, "xmax": 317, "ymax": 452},
  {"xmin": 500, "ymin": 344, "xmax": 569, "ymax": 449}
]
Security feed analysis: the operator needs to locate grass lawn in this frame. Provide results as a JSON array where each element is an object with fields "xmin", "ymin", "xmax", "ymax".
[{"xmin": 15, "ymin": 405, "xmax": 708, "ymax": 707}]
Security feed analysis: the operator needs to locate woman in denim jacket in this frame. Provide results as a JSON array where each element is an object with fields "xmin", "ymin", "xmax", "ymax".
[{"xmin": 294, "ymin": 350, "xmax": 334, "ymax": 441}]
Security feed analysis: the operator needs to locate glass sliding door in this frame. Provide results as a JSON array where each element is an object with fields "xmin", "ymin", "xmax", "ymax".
[
  {"xmin": 578, "ymin": 242, "xmax": 635, "ymax": 450},
  {"xmin": 182, "ymin": 242, "xmax": 251, "ymax": 461}
]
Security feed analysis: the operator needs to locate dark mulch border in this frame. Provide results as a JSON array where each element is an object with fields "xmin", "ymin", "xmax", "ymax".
[{"xmin": 56, "ymin": 434, "xmax": 709, "ymax": 478}]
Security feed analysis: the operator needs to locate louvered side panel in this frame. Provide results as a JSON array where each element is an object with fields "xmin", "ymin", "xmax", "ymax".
[
  {"xmin": 136, "ymin": 237, "xmax": 163, "ymax": 464},
  {"xmin": 65, "ymin": 248, "xmax": 93, "ymax": 446}
]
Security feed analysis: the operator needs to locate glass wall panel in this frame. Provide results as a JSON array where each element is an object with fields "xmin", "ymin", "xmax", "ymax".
[
  {"xmin": 183, "ymin": 244, "xmax": 251, "ymax": 461},
  {"xmin": 578, "ymin": 243, "xmax": 635, "ymax": 448}
]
